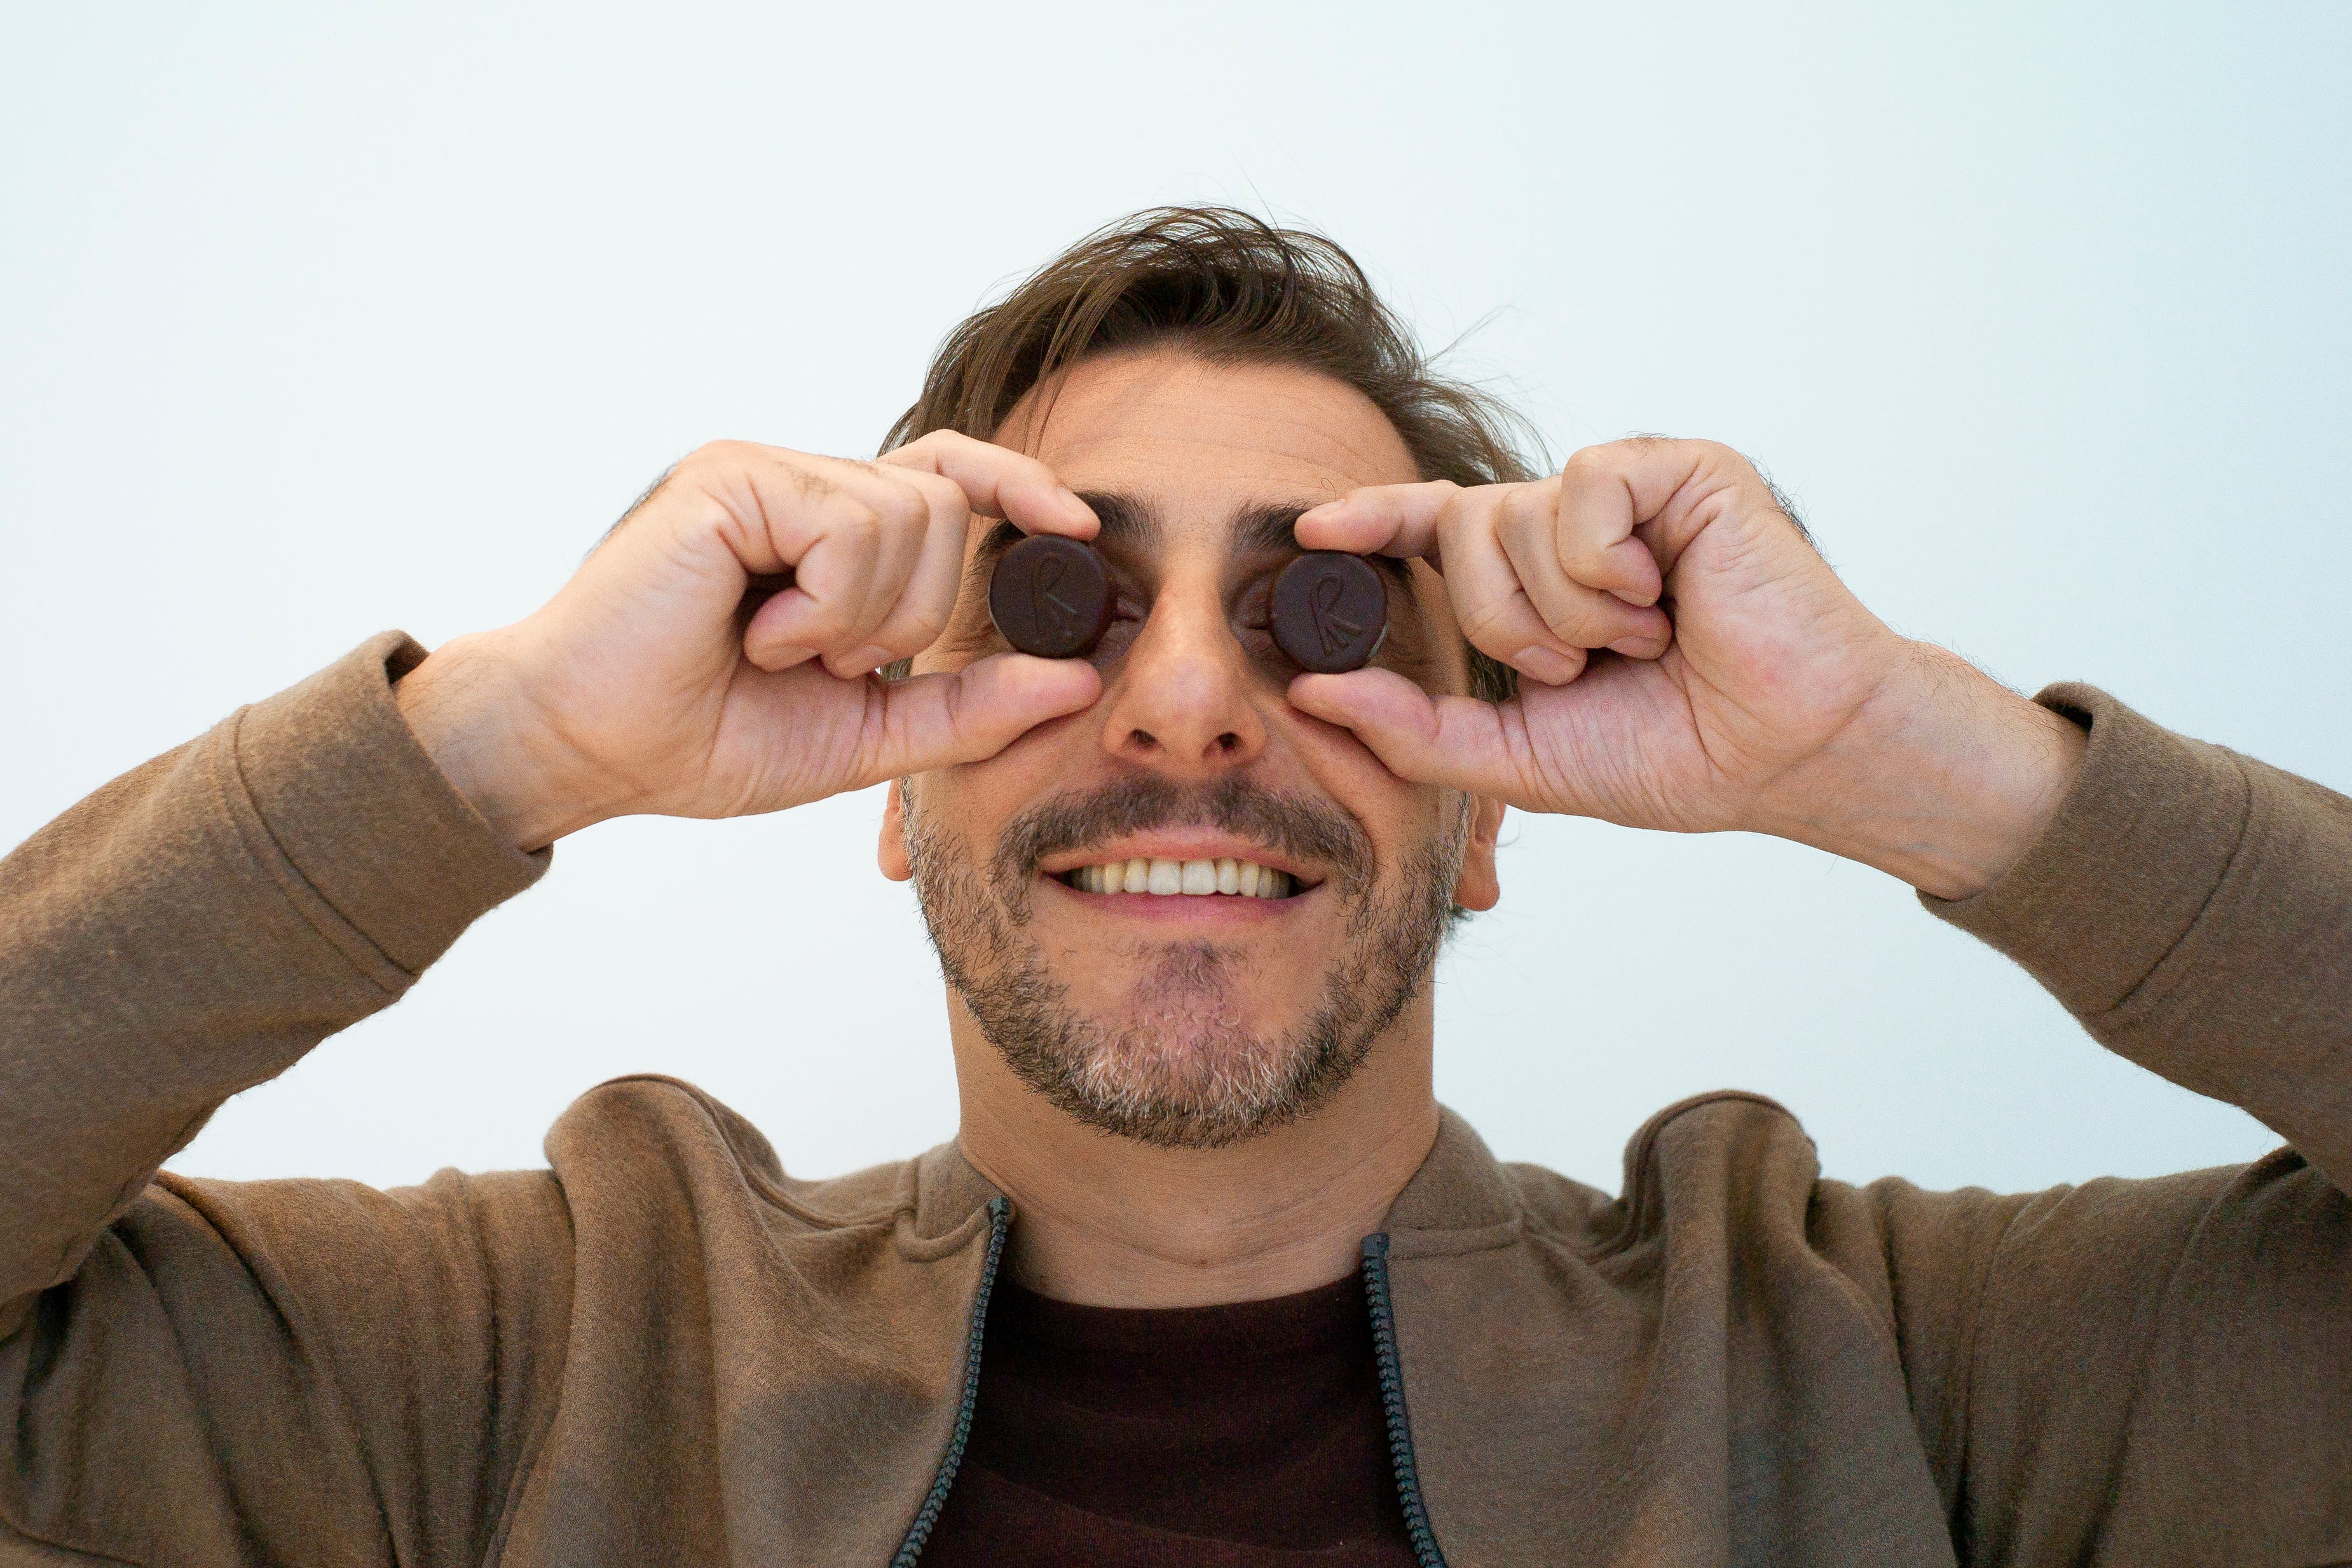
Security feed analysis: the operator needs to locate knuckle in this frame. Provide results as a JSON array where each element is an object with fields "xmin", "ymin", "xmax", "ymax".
[
  {"xmin": 908, "ymin": 470, "xmax": 965, "ymax": 512},
  {"xmin": 1499, "ymin": 484, "xmax": 1550, "ymax": 531},
  {"xmin": 1533, "ymin": 594, "xmax": 1592, "ymax": 641},
  {"xmin": 1435, "ymin": 488, "xmax": 1490, "ymax": 537},
  {"xmin": 681, "ymin": 439, "xmax": 742, "ymax": 476},
  {"xmin": 1555, "ymin": 524, "xmax": 1610, "ymax": 569},
  {"xmin": 794, "ymin": 597, "xmax": 857, "ymax": 641},
  {"xmin": 877, "ymin": 489, "xmax": 929, "ymax": 533},
  {"xmin": 1456, "ymin": 594, "xmax": 1523, "ymax": 644},
  {"xmin": 901, "ymin": 602, "xmax": 952, "ymax": 646},
  {"xmin": 776, "ymin": 461, "xmax": 837, "ymax": 507},
  {"xmin": 1697, "ymin": 440, "xmax": 1754, "ymax": 481}
]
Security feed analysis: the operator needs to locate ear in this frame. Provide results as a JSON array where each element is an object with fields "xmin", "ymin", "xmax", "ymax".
[
  {"xmin": 1451, "ymin": 797, "xmax": 1505, "ymax": 911},
  {"xmin": 878, "ymin": 778, "xmax": 913, "ymax": 882}
]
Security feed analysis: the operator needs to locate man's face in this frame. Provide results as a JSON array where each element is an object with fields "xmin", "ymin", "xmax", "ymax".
[{"xmin": 882, "ymin": 350, "xmax": 1501, "ymax": 1149}]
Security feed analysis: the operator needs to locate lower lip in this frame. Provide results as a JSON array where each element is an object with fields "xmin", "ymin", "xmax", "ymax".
[{"xmin": 1040, "ymin": 875, "xmax": 1309, "ymax": 921}]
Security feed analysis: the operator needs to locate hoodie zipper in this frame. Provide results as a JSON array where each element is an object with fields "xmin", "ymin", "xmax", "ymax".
[
  {"xmin": 889, "ymin": 1195, "xmax": 1011, "ymax": 1568},
  {"xmin": 1362, "ymin": 1232, "xmax": 1448, "ymax": 1568}
]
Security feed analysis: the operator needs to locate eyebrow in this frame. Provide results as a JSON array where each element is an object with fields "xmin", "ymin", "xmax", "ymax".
[
  {"xmin": 1231, "ymin": 503, "xmax": 1307, "ymax": 558},
  {"xmin": 1074, "ymin": 491, "xmax": 1301, "ymax": 557},
  {"xmin": 969, "ymin": 490, "xmax": 1157, "ymax": 575},
  {"xmin": 970, "ymin": 490, "xmax": 1402, "ymax": 584},
  {"xmin": 1084, "ymin": 491, "xmax": 1159, "ymax": 550}
]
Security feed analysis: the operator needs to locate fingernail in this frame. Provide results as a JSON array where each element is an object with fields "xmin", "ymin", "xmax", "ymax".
[
  {"xmin": 1514, "ymin": 646, "xmax": 1583, "ymax": 685},
  {"xmin": 835, "ymin": 644, "xmax": 891, "ymax": 676},
  {"xmin": 1056, "ymin": 484, "xmax": 1087, "ymax": 515},
  {"xmin": 1609, "ymin": 634, "xmax": 1667, "ymax": 658}
]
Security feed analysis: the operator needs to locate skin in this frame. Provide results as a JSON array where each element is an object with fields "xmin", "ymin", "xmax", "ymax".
[
  {"xmin": 881, "ymin": 354, "xmax": 1497, "ymax": 1301},
  {"xmin": 395, "ymin": 348, "xmax": 2084, "ymax": 1307}
]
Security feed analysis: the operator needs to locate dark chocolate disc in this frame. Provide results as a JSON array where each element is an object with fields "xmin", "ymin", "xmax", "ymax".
[
  {"xmin": 1271, "ymin": 551, "xmax": 1388, "ymax": 673},
  {"xmin": 989, "ymin": 534, "xmax": 1114, "ymax": 658}
]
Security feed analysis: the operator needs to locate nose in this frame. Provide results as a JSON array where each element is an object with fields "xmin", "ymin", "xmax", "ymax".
[{"xmin": 1098, "ymin": 584, "xmax": 1268, "ymax": 779}]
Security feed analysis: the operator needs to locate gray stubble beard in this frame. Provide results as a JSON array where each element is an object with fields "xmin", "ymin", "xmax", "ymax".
[{"xmin": 901, "ymin": 777, "xmax": 1470, "ymax": 1150}]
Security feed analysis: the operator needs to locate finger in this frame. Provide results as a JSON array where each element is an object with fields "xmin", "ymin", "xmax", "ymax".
[
  {"xmin": 1293, "ymin": 481, "xmax": 1460, "ymax": 559},
  {"xmin": 733, "ymin": 481, "xmax": 889, "ymax": 670},
  {"xmin": 1288, "ymin": 667, "xmax": 1535, "ymax": 801},
  {"xmin": 1432, "ymin": 492, "xmax": 1593, "ymax": 685},
  {"xmin": 742, "ymin": 461, "xmax": 939, "ymax": 671},
  {"xmin": 1492, "ymin": 484, "xmax": 1673, "ymax": 657},
  {"xmin": 843, "ymin": 471, "xmax": 976, "ymax": 671},
  {"xmin": 1543, "ymin": 469, "xmax": 1664, "ymax": 606},
  {"xmin": 1558, "ymin": 436, "xmax": 1763, "ymax": 576},
  {"xmin": 879, "ymin": 430, "xmax": 1098, "ymax": 538},
  {"xmin": 854, "ymin": 653, "xmax": 1103, "ymax": 782},
  {"xmin": 828, "ymin": 468, "xmax": 946, "ymax": 667}
]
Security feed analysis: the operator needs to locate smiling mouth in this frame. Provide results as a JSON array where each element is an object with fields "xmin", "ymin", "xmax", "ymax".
[{"xmin": 1056, "ymin": 856, "xmax": 1303, "ymax": 899}]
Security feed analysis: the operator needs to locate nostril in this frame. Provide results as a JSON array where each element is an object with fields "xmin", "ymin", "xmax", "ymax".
[
  {"xmin": 1215, "ymin": 732, "xmax": 1241, "ymax": 755},
  {"xmin": 1127, "ymin": 728, "xmax": 1159, "ymax": 753}
]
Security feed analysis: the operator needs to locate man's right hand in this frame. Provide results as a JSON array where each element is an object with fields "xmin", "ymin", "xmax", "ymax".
[{"xmin": 394, "ymin": 434, "xmax": 1104, "ymax": 851}]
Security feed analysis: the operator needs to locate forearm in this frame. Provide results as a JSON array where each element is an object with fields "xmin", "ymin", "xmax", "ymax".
[
  {"xmin": 0, "ymin": 635, "xmax": 544, "ymax": 1317},
  {"xmin": 1756, "ymin": 641, "xmax": 2088, "ymax": 901},
  {"xmin": 1925, "ymin": 682, "xmax": 2352, "ymax": 1185}
]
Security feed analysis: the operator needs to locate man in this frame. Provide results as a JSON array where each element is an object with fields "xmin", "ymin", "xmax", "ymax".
[{"xmin": 1, "ymin": 207, "xmax": 2344, "ymax": 1566}]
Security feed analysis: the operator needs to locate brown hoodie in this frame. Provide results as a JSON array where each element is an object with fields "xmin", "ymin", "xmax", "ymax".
[{"xmin": 1, "ymin": 632, "xmax": 2346, "ymax": 1567}]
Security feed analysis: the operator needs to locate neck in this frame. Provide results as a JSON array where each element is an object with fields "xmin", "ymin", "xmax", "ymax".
[{"xmin": 948, "ymin": 994, "xmax": 1442, "ymax": 1308}]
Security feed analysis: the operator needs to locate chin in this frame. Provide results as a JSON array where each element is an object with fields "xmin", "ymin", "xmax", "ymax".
[{"xmin": 977, "ymin": 949, "xmax": 1374, "ymax": 1152}]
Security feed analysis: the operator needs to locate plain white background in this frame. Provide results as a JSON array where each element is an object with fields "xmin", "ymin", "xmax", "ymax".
[{"xmin": 4, "ymin": 4, "xmax": 2345, "ymax": 1196}]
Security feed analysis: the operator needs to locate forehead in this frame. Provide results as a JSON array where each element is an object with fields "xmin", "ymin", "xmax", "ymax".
[{"xmin": 994, "ymin": 350, "xmax": 1421, "ymax": 524}]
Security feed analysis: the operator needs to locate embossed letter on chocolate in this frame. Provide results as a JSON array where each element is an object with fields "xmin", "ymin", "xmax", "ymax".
[
  {"xmin": 1271, "ymin": 551, "xmax": 1388, "ymax": 673},
  {"xmin": 988, "ymin": 535, "xmax": 1114, "ymax": 658}
]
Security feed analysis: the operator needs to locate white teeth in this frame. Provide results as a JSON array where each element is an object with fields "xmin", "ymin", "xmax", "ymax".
[{"xmin": 1066, "ymin": 854, "xmax": 1298, "ymax": 898}]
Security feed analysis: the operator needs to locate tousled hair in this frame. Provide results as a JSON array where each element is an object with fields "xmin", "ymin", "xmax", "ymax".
[{"xmin": 884, "ymin": 207, "xmax": 1538, "ymax": 702}]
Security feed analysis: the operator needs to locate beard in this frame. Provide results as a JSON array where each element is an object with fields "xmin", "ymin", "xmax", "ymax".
[{"xmin": 901, "ymin": 773, "xmax": 1469, "ymax": 1150}]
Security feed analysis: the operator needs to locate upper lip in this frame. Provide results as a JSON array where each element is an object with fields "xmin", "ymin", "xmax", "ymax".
[{"xmin": 1037, "ymin": 831, "xmax": 1320, "ymax": 887}]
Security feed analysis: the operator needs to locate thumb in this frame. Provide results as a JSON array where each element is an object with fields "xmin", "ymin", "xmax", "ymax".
[
  {"xmin": 857, "ymin": 653, "xmax": 1102, "ymax": 782},
  {"xmin": 1290, "ymin": 668, "xmax": 1530, "ymax": 800}
]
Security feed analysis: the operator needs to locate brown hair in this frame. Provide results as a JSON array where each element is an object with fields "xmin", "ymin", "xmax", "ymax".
[{"xmin": 883, "ymin": 207, "xmax": 1537, "ymax": 702}]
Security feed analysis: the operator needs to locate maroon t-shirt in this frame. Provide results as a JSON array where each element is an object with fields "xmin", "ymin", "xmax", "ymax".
[{"xmin": 919, "ymin": 1272, "xmax": 1419, "ymax": 1565}]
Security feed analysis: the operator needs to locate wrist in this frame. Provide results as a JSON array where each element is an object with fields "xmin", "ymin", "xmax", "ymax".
[
  {"xmin": 394, "ymin": 631, "xmax": 624, "ymax": 852},
  {"xmin": 1756, "ymin": 641, "xmax": 2087, "ymax": 899}
]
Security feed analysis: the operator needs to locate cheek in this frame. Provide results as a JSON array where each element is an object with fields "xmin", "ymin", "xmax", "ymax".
[
  {"xmin": 1278, "ymin": 710, "xmax": 1455, "ymax": 869},
  {"xmin": 918, "ymin": 708, "xmax": 1097, "ymax": 849}
]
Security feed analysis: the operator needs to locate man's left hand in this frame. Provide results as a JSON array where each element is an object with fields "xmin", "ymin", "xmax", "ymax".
[{"xmin": 1289, "ymin": 437, "xmax": 2086, "ymax": 899}]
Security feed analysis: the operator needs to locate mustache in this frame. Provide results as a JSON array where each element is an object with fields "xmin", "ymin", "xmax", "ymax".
[{"xmin": 990, "ymin": 775, "xmax": 1375, "ymax": 903}]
